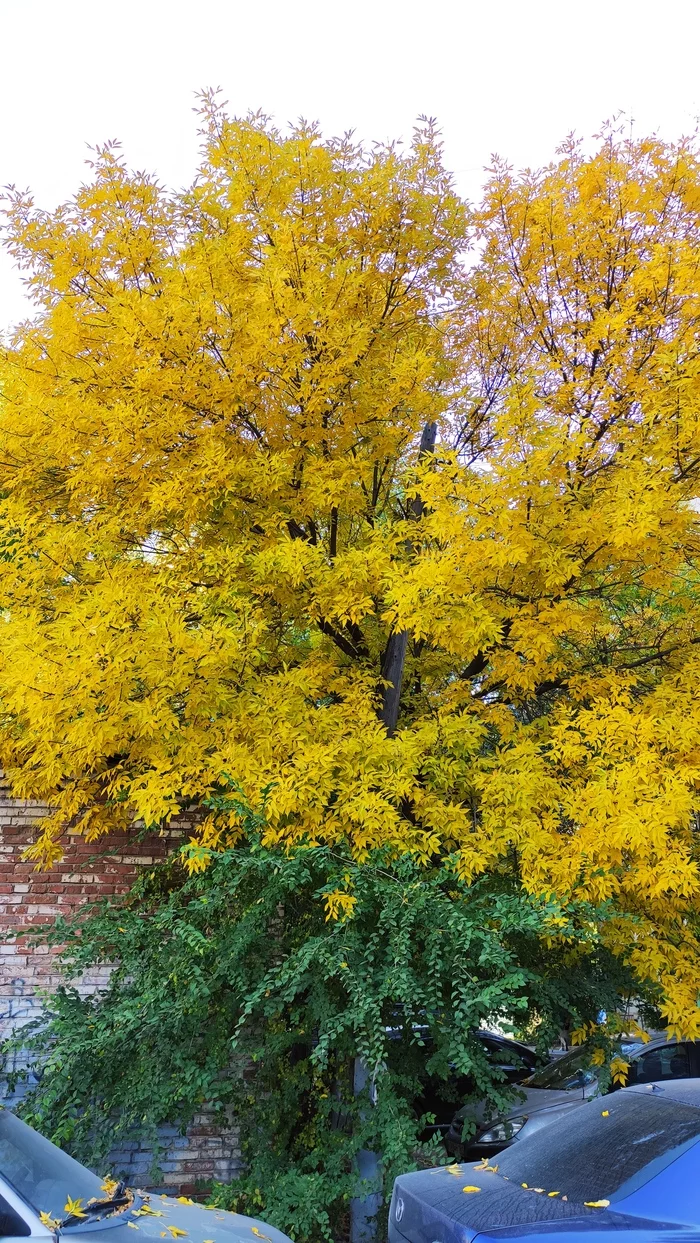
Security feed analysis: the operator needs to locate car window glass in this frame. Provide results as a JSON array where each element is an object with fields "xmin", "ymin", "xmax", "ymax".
[
  {"xmin": 629, "ymin": 1043, "xmax": 690, "ymax": 1085},
  {"xmin": 481, "ymin": 1040, "xmax": 527, "ymax": 1068},
  {"xmin": 523, "ymin": 1045, "xmax": 596, "ymax": 1090},
  {"xmin": 0, "ymin": 1111, "xmax": 102, "ymax": 1224},
  {"xmin": 0, "ymin": 1192, "xmax": 30, "ymax": 1238},
  {"xmin": 495, "ymin": 1091, "xmax": 700, "ymax": 1205}
]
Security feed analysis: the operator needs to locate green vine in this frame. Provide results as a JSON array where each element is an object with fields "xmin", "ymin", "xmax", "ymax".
[{"xmin": 4, "ymin": 789, "xmax": 640, "ymax": 1242}]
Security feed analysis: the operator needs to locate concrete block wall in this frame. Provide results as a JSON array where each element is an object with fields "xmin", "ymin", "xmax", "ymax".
[{"xmin": 0, "ymin": 775, "xmax": 242, "ymax": 1192}]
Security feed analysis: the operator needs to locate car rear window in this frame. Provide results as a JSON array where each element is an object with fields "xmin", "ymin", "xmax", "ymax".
[
  {"xmin": 523, "ymin": 1044, "xmax": 597, "ymax": 1090},
  {"xmin": 495, "ymin": 1090, "xmax": 700, "ymax": 1204}
]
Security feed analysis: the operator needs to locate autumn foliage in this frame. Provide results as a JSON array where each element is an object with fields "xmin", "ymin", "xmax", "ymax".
[{"xmin": 2, "ymin": 102, "xmax": 700, "ymax": 1032}]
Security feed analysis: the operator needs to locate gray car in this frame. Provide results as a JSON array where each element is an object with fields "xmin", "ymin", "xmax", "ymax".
[
  {"xmin": 0, "ymin": 1106, "xmax": 291, "ymax": 1243},
  {"xmin": 445, "ymin": 1033, "xmax": 699, "ymax": 1160}
]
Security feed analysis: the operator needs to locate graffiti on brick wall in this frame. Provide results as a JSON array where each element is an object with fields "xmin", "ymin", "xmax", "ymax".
[{"xmin": 0, "ymin": 778, "xmax": 243, "ymax": 1189}]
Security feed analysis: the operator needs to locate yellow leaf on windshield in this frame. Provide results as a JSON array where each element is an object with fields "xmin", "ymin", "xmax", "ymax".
[
  {"xmin": 64, "ymin": 1197, "xmax": 88, "ymax": 1219},
  {"xmin": 584, "ymin": 1199, "xmax": 610, "ymax": 1208}
]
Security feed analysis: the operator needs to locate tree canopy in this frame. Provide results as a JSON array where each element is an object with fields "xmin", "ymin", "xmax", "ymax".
[{"xmin": 2, "ymin": 103, "xmax": 700, "ymax": 1032}]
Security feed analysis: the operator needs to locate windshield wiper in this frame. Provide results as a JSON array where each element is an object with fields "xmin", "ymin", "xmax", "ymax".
[{"xmin": 61, "ymin": 1186, "xmax": 130, "ymax": 1227}]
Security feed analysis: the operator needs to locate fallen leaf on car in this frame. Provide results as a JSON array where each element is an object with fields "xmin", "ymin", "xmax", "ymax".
[
  {"xmin": 128, "ymin": 1223, "xmax": 139, "ymax": 1230},
  {"xmin": 446, "ymin": 1164, "xmax": 462, "ymax": 1176},
  {"xmin": 251, "ymin": 1229, "xmax": 271, "ymax": 1240},
  {"xmin": 601, "ymin": 1110, "xmax": 609, "ymax": 1117},
  {"xmin": 584, "ymin": 1199, "xmax": 610, "ymax": 1208},
  {"xmin": 548, "ymin": 1192, "xmax": 560, "ymax": 1197},
  {"xmin": 176, "ymin": 1198, "xmax": 195, "ymax": 1206},
  {"xmin": 64, "ymin": 1197, "xmax": 88, "ymax": 1219},
  {"xmin": 163, "ymin": 1228, "xmax": 188, "ymax": 1238}
]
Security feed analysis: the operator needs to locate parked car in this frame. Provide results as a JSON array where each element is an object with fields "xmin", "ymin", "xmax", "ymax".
[
  {"xmin": 0, "ymin": 1106, "xmax": 291, "ymax": 1243},
  {"xmin": 391, "ymin": 1077, "xmax": 700, "ymax": 1243},
  {"xmin": 445, "ymin": 1033, "xmax": 697, "ymax": 1160},
  {"xmin": 406, "ymin": 1029, "xmax": 543, "ymax": 1138}
]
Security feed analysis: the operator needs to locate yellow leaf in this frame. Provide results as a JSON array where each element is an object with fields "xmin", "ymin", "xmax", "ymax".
[
  {"xmin": 585, "ymin": 1199, "xmax": 610, "ymax": 1208},
  {"xmin": 64, "ymin": 1197, "xmax": 88, "ymax": 1219},
  {"xmin": 462, "ymin": 1186, "xmax": 481, "ymax": 1193}
]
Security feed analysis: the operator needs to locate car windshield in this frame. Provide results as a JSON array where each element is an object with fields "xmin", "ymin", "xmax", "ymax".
[
  {"xmin": 523, "ymin": 1044, "xmax": 598, "ymax": 1090},
  {"xmin": 495, "ymin": 1090, "xmax": 700, "ymax": 1205},
  {"xmin": 0, "ymin": 1109, "xmax": 103, "ymax": 1223}
]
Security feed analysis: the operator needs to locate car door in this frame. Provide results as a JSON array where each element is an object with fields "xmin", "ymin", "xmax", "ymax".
[
  {"xmin": 0, "ymin": 1177, "xmax": 48, "ymax": 1240},
  {"xmin": 626, "ymin": 1041, "xmax": 693, "ymax": 1085}
]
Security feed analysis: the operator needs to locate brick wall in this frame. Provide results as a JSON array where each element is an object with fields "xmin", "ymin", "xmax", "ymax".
[{"xmin": 0, "ymin": 776, "xmax": 242, "ymax": 1193}]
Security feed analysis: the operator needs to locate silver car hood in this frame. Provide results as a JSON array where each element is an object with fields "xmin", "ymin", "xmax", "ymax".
[
  {"xmin": 454, "ymin": 1084, "xmax": 584, "ymax": 1127},
  {"xmin": 62, "ymin": 1196, "xmax": 292, "ymax": 1243}
]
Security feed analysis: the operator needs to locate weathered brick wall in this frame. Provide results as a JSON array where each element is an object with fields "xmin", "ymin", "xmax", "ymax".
[{"xmin": 0, "ymin": 776, "xmax": 242, "ymax": 1192}]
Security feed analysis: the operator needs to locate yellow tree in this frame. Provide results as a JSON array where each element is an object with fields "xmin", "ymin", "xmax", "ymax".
[{"xmin": 2, "ymin": 107, "xmax": 700, "ymax": 1031}]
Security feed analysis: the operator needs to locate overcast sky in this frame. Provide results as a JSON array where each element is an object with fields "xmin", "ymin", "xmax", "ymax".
[{"xmin": 2, "ymin": 0, "xmax": 699, "ymax": 332}]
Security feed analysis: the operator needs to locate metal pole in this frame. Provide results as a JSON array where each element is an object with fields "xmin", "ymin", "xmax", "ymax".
[{"xmin": 349, "ymin": 1057, "xmax": 381, "ymax": 1243}]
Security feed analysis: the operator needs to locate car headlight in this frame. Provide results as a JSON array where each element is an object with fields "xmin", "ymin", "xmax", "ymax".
[{"xmin": 477, "ymin": 1115, "xmax": 527, "ymax": 1144}]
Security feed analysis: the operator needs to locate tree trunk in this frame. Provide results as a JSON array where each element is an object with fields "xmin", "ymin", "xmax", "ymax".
[{"xmin": 379, "ymin": 422, "xmax": 436, "ymax": 736}]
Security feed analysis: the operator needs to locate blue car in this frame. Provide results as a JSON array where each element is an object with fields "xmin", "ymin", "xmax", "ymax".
[{"xmin": 390, "ymin": 1077, "xmax": 700, "ymax": 1243}]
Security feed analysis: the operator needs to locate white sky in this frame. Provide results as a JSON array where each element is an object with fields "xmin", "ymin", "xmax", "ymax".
[{"xmin": 2, "ymin": 0, "xmax": 700, "ymax": 332}]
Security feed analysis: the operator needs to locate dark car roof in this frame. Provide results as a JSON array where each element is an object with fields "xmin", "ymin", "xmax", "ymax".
[
  {"xmin": 477, "ymin": 1030, "xmax": 533, "ymax": 1051},
  {"xmin": 625, "ymin": 1076, "xmax": 700, "ymax": 1106}
]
